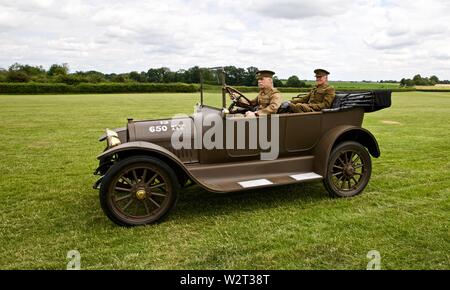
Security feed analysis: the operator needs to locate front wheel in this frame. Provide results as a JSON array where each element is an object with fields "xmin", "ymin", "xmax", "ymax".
[
  {"xmin": 99, "ymin": 156, "xmax": 179, "ymax": 226},
  {"xmin": 323, "ymin": 141, "xmax": 372, "ymax": 197}
]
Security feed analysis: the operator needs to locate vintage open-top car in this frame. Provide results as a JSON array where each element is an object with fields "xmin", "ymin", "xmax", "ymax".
[{"xmin": 93, "ymin": 68, "xmax": 391, "ymax": 226}]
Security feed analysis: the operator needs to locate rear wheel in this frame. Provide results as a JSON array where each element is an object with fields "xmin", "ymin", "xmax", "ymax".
[
  {"xmin": 323, "ymin": 141, "xmax": 372, "ymax": 197},
  {"xmin": 99, "ymin": 156, "xmax": 179, "ymax": 226}
]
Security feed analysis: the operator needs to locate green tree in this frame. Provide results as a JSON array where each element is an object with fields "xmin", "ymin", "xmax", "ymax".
[
  {"xmin": 244, "ymin": 67, "xmax": 259, "ymax": 86},
  {"xmin": 161, "ymin": 67, "xmax": 175, "ymax": 83},
  {"xmin": 412, "ymin": 74, "xmax": 428, "ymax": 85},
  {"xmin": 7, "ymin": 63, "xmax": 47, "ymax": 82},
  {"xmin": 110, "ymin": 73, "xmax": 130, "ymax": 82},
  {"xmin": 9, "ymin": 63, "xmax": 45, "ymax": 76},
  {"xmin": 430, "ymin": 75, "xmax": 439, "ymax": 84},
  {"xmin": 146, "ymin": 68, "xmax": 162, "ymax": 83},
  {"xmin": 272, "ymin": 76, "xmax": 283, "ymax": 87},
  {"xmin": 404, "ymin": 79, "xmax": 415, "ymax": 87},
  {"xmin": 187, "ymin": 66, "xmax": 201, "ymax": 83},
  {"xmin": 174, "ymin": 69, "xmax": 189, "ymax": 83},
  {"xmin": 128, "ymin": 70, "xmax": 149, "ymax": 83},
  {"xmin": 48, "ymin": 63, "xmax": 69, "ymax": 77},
  {"xmin": 7, "ymin": 71, "xmax": 30, "ymax": 82},
  {"xmin": 129, "ymin": 71, "xmax": 141, "ymax": 82},
  {"xmin": 139, "ymin": 72, "xmax": 148, "ymax": 83},
  {"xmin": 223, "ymin": 66, "xmax": 238, "ymax": 85},
  {"xmin": 84, "ymin": 71, "xmax": 106, "ymax": 83},
  {"xmin": 146, "ymin": 67, "xmax": 172, "ymax": 83},
  {"xmin": 286, "ymin": 75, "xmax": 304, "ymax": 87},
  {"xmin": 222, "ymin": 66, "xmax": 247, "ymax": 85},
  {"xmin": 0, "ymin": 68, "xmax": 8, "ymax": 82}
]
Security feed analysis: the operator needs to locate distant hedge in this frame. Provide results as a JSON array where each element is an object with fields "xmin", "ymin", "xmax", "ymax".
[
  {"xmin": 232, "ymin": 86, "xmax": 416, "ymax": 93},
  {"xmin": 385, "ymin": 88, "xmax": 417, "ymax": 92},
  {"xmin": 0, "ymin": 82, "xmax": 199, "ymax": 94},
  {"xmin": 0, "ymin": 82, "xmax": 420, "ymax": 95},
  {"xmin": 232, "ymin": 86, "xmax": 307, "ymax": 93}
]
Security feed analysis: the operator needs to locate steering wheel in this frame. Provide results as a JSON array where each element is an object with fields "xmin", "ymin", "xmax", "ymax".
[{"xmin": 224, "ymin": 86, "xmax": 255, "ymax": 112}]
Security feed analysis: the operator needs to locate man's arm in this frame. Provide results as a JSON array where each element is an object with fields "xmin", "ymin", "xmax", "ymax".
[
  {"xmin": 291, "ymin": 91, "xmax": 311, "ymax": 104},
  {"xmin": 237, "ymin": 96, "xmax": 258, "ymax": 107},
  {"xmin": 257, "ymin": 92, "xmax": 282, "ymax": 115}
]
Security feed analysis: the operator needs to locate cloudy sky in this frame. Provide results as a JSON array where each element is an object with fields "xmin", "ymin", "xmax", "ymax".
[{"xmin": 1, "ymin": 0, "xmax": 449, "ymax": 80}]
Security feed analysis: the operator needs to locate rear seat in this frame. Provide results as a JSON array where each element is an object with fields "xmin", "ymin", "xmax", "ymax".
[
  {"xmin": 277, "ymin": 93, "xmax": 346, "ymax": 114},
  {"xmin": 322, "ymin": 92, "xmax": 349, "ymax": 112},
  {"xmin": 278, "ymin": 90, "xmax": 391, "ymax": 114}
]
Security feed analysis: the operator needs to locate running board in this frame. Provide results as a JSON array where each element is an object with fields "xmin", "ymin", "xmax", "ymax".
[
  {"xmin": 238, "ymin": 173, "xmax": 323, "ymax": 189},
  {"xmin": 185, "ymin": 156, "xmax": 323, "ymax": 192},
  {"xmin": 290, "ymin": 172, "xmax": 323, "ymax": 182},
  {"xmin": 201, "ymin": 172, "xmax": 323, "ymax": 192}
]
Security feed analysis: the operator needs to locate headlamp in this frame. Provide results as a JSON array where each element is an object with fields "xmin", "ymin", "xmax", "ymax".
[{"xmin": 105, "ymin": 128, "xmax": 121, "ymax": 148}]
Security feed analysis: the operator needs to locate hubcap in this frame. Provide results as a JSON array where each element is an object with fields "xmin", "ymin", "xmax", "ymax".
[
  {"xmin": 109, "ymin": 165, "xmax": 170, "ymax": 220},
  {"xmin": 135, "ymin": 189, "xmax": 147, "ymax": 200},
  {"xmin": 344, "ymin": 164, "xmax": 355, "ymax": 176}
]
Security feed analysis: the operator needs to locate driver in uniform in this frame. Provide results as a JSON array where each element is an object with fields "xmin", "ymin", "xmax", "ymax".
[{"xmin": 234, "ymin": 70, "xmax": 283, "ymax": 117}]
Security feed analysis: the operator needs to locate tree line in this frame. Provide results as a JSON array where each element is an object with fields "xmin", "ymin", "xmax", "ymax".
[
  {"xmin": 400, "ymin": 74, "xmax": 449, "ymax": 86},
  {"xmin": 2, "ymin": 63, "xmax": 447, "ymax": 88},
  {"xmin": 0, "ymin": 63, "xmax": 311, "ymax": 88}
]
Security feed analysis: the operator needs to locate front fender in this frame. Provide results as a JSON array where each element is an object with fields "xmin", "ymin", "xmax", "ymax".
[
  {"xmin": 95, "ymin": 141, "xmax": 217, "ymax": 192},
  {"xmin": 94, "ymin": 141, "xmax": 186, "ymax": 179},
  {"xmin": 98, "ymin": 141, "xmax": 181, "ymax": 161},
  {"xmin": 313, "ymin": 126, "xmax": 380, "ymax": 176}
]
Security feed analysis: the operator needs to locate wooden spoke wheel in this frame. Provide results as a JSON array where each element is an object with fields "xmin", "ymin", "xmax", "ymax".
[
  {"xmin": 100, "ymin": 156, "xmax": 179, "ymax": 226},
  {"xmin": 323, "ymin": 141, "xmax": 372, "ymax": 197}
]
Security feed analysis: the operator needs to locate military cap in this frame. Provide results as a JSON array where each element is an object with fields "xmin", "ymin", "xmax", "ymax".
[
  {"xmin": 256, "ymin": 70, "xmax": 275, "ymax": 79},
  {"xmin": 314, "ymin": 69, "xmax": 330, "ymax": 77}
]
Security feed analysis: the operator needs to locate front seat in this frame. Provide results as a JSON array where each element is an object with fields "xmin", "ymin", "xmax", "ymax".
[{"xmin": 277, "ymin": 101, "xmax": 291, "ymax": 114}]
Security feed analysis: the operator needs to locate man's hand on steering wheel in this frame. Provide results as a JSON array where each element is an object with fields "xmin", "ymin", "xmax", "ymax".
[{"xmin": 225, "ymin": 85, "xmax": 254, "ymax": 112}]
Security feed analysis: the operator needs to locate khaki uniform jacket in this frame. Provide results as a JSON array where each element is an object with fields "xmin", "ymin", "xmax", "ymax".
[
  {"xmin": 239, "ymin": 87, "xmax": 282, "ymax": 115},
  {"xmin": 292, "ymin": 84, "xmax": 335, "ymax": 111}
]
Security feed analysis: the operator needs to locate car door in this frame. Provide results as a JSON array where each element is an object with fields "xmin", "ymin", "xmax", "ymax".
[
  {"xmin": 225, "ymin": 116, "xmax": 261, "ymax": 158},
  {"xmin": 283, "ymin": 112, "xmax": 322, "ymax": 152}
]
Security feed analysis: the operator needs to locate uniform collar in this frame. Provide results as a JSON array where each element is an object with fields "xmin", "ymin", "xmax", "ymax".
[
  {"xmin": 260, "ymin": 87, "xmax": 274, "ymax": 94},
  {"xmin": 316, "ymin": 83, "xmax": 328, "ymax": 88}
]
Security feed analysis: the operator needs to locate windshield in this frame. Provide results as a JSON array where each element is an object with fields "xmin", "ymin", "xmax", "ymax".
[{"xmin": 199, "ymin": 68, "xmax": 226, "ymax": 109}]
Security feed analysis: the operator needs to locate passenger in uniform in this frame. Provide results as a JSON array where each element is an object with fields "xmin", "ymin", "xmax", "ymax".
[{"xmin": 289, "ymin": 69, "xmax": 335, "ymax": 113}]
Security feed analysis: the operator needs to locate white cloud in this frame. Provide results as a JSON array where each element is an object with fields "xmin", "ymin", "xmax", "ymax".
[
  {"xmin": 251, "ymin": 0, "xmax": 353, "ymax": 19},
  {"xmin": 0, "ymin": 0, "xmax": 449, "ymax": 80}
]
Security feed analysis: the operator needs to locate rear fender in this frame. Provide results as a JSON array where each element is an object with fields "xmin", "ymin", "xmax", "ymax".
[{"xmin": 314, "ymin": 126, "xmax": 380, "ymax": 176}]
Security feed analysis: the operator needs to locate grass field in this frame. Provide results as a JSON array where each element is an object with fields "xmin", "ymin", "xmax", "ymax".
[
  {"xmin": 0, "ymin": 91, "xmax": 449, "ymax": 269},
  {"xmin": 415, "ymin": 85, "xmax": 450, "ymax": 91}
]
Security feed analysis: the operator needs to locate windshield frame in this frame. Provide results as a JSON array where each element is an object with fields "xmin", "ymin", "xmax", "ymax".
[{"xmin": 199, "ymin": 67, "xmax": 226, "ymax": 109}]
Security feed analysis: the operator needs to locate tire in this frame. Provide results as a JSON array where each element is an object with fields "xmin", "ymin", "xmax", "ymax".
[
  {"xmin": 99, "ymin": 155, "xmax": 179, "ymax": 226},
  {"xmin": 323, "ymin": 141, "xmax": 372, "ymax": 198}
]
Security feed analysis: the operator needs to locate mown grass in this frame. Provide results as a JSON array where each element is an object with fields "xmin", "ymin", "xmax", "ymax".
[
  {"xmin": 415, "ymin": 85, "xmax": 450, "ymax": 92},
  {"xmin": 0, "ymin": 91, "xmax": 448, "ymax": 269}
]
